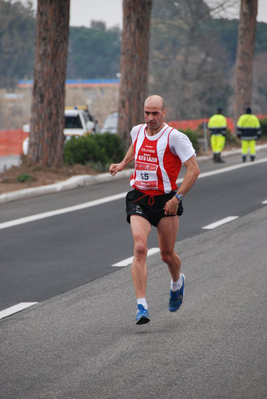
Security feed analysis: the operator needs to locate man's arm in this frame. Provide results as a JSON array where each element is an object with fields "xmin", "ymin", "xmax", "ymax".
[
  {"xmin": 164, "ymin": 155, "xmax": 200, "ymax": 215},
  {"xmin": 109, "ymin": 144, "xmax": 135, "ymax": 176}
]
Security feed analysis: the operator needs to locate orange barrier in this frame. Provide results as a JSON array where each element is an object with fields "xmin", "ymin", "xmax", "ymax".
[
  {"xmin": 0, "ymin": 129, "xmax": 29, "ymax": 157},
  {"xmin": 1, "ymin": 114, "xmax": 266, "ymax": 157}
]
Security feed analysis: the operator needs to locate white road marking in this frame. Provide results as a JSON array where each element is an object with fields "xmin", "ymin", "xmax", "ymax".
[
  {"xmin": 197, "ymin": 157, "xmax": 267, "ymax": 180},
  {"xmin": 1, "ymin": 157, "xmax": 267, "ymax": 231},
  {"xmin": 202, "ymin": 216, "xmax": 239, "ymax": 230},
  {"xmin": 112, "ymin": 247, "xmax": 160, "ymax": 267},
  {"xmin": 262, "ymin": 200, "xmax": 267, "ymax": 204},
  {"xmin": 0, "ymin": 302, "xmax": 38, "ymax": 319},
  {"xmin": 0, "ymin": 192, "xmax": 127, "ymax": 230}
]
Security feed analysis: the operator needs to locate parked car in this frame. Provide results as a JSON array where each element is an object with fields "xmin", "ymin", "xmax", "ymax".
[
  {"xmin": 65, "ymin": 106, "xmax": 100, "ymax": 134},
  {"xmin": 22, "ymin": 106, "xmax": 96, "ymax": 155},
  {"xmin": 64, "ymin": 108, "xmax": 95, "ymax": 138},
  {"xmin": 100, "ymin": 112, "xmax": 118, "ymax": 134}
]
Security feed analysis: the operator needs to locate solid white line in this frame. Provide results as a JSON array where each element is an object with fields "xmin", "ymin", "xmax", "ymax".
[
  {"xmin": 202, "ymin": 216, "xmax": 239, "ymax": 230},
  {"xmin": 197, "ymin": 157, "xmax": 267, "ymax": 180},
  {"xmin": 112, "ymin": 247, "xmax": 160, "ymax": 267},
  {"xmin": 0, "ymin": 302, "xmax": 38, "ymax": 319},
  {"xmin": 262, "ymin": 200, "xmax": 267, "ymax": 204},
  {"xmin": 0, "ymin": 192, "xmax": 127, "ymax": 230},
  {"xmin": 1, "ymin": 157, "xmax": 267, "ymax": 231}
]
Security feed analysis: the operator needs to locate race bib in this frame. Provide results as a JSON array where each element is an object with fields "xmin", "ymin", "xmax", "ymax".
[{"xmin": 134, "ymin": 161, "xmax": 158, "ymax": 190}]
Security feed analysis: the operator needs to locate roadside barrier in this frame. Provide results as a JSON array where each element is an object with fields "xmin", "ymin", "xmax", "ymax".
[{"xmin": 0, "ymin": 129, "xmax": 28, "ymax": 156}]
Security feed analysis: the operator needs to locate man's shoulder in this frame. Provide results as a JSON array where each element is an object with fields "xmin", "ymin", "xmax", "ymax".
[
  {"xmin": 132, "ymin": 123, "xmax": 146, "ymax": 131},
  {"xmin": 209, "ymin": 114, "xmax": 226, "ymax": 122},
  {"xmin": 168, "ymin": 126, "xmax": 186, "ymax": 137}
]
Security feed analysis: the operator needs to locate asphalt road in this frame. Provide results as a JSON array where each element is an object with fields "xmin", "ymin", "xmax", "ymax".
[
  {"xmin": 0, "ymin": 150, "xmax": 267, "ymax": 398},
  {"xmin": 1, "ymin": 203, "xmax": 267, "ymax": 398},
  {"xmin": 0, "ymin": 150, "xmax": 267, "ymax": 312}
]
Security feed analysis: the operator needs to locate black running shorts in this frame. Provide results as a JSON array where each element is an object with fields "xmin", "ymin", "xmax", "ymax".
[{"xmin": 126, "ymin": 189, "xmax": 183, "ymax": 227}]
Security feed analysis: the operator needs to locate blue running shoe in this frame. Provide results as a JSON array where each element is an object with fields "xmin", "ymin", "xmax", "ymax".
[
  {"xmin": 169, "ymin": 273, "xmax": 185, "ymax": 312},
  {"xmin": 135, "ymin": 304, "xmax": 150, "ymax": 324}
]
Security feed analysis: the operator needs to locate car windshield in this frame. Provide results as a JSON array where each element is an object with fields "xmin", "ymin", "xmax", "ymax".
[{"xmin": 65, "ymin": 115, "xmax": 82, "ymax": 129}]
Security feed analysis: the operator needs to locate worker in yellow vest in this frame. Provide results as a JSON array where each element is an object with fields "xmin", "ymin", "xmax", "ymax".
[
  {"xmin": 208, "ymin": 108, "xmax": 227, "ymax": 163},
  {"xmin": 237, "ymin": 107, "xmax": 261, "ymax": 162}
]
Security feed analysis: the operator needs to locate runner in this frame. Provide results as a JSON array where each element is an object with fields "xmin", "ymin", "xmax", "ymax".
[{"xmin": 109, "ymin": 95, "xmax": 200, "ymax": 324}]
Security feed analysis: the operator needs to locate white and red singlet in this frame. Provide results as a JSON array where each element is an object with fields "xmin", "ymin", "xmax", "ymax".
[{"xmin": 130, "ymin": 123, "xmax": 195, "ymax": 196}]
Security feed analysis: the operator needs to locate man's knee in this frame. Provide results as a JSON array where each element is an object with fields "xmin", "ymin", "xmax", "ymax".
[
  {"xmin": 134, "ymin": 241, "xmax": 148, "ymax": 258},
  {"xmin": 161, "ymin": 249, "xmax": 180, "ymax": 265},
  {"xmin": 161, "ymin": 249, "xmax": 173, "ymax": 264}
]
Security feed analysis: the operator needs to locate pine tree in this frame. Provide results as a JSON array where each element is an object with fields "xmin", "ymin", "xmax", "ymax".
[
  {"xmin": 233, "ymin": 0, "xmax": 258, "ymax": 128},
  {"xmin": 28, "ymin": 0, "xmax": 70, "ymax": 167},
  {"xmin": 118, "ymin": 0, "xmax": 154, "ymax": 143}
]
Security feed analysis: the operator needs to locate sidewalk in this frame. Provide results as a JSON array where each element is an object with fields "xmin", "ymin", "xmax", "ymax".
[{"xmin": 1, "ymin": 144, "xmax": 267, "ymax": 205}]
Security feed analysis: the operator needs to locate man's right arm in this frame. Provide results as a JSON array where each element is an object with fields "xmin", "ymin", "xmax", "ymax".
[{"xmin": 109, "ymin": 144, "xmax": 135, "ymax": 176}]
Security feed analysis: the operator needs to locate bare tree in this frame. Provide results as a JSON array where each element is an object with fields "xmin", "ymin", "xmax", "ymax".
[
  {"xmin": 233, "ymin": 0, "xmax": 258, "ymax": 128},
  {"xmin": 28, "ymin": 0, "xmax": 70, "ymax": 167},
  {"xmin": 149, "ymin": 0, "xmax": 233, "ymax": 120},
  {"xmin": 118, "ymin": 0, "xmax": 154, "ymax": 143}
]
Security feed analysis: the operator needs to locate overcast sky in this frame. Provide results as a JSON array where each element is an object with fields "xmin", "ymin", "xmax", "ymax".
[{"xmin": 20, "ymin": 0, "xmax": 267, "ymax": 28}]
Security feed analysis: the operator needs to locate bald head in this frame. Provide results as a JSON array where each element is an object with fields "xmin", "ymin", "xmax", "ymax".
[
  {"xmin": 143, "ymin": 95, "xmax": 166, "ymax": 135},
  {"xmin": 144, "ymin": 95, "xmax": 166, "ymax": 111}
]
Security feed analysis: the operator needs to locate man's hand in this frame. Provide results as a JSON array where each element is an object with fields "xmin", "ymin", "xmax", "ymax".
[
  {"xmin": 109, "ymin": 162, "xmax": 124, "ymax": 176},
  {"xmin": 109, "ymin": 144, "xmax": 135, "ymax": 176},
  {"xmin": 164, "ymin": 197, "xmax": 179, "ymax": 216}
]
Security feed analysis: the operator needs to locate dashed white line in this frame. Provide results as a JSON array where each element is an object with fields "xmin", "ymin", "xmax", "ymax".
[
  {"xmin": 202, "ymin": 216, "xmax": 239, "ymax": 230},
  {"xmin": 0, "ymin": 302, "xmax": 38, "ymax": 320},
  {"xmin": 262, "ymin": 200, "xmax": 267, "ymax": 204},
  {"xmin": 112, "ymin": 247, "xmax": 160, "ymax": 267}
]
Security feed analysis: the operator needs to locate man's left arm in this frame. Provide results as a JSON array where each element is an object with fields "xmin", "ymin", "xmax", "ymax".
[{"xmin": 164, "ymin": 155, "xmax": 200, "ymax": 215}]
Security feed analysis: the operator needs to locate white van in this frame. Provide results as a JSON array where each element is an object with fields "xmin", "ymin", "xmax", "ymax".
[{"xmin": 22, "ymin": 107, "xmax": 95, "ymax": 155}]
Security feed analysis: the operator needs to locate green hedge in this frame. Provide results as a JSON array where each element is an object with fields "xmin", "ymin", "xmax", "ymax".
[{"xmin": 64, "ymin": 133, "xmax": 125, "ymax": 170}]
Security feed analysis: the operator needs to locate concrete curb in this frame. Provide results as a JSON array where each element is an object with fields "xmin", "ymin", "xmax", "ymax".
[
  {"xmin": 1, "ymin": 144, "xmax": 267, "ymax": 205},
  {"xmin": 0, "ymin": 170, "xmax": 133, "ymax": 205}
]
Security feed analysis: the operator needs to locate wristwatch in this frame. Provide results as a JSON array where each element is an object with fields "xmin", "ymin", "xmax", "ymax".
[{"xmin": 175, "ymin": 193, "xmax": 184, "ymax": 202}]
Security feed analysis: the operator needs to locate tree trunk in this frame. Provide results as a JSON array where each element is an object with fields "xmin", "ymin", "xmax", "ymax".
[
  {"xmin": 29, "ymin": 0, "xmax": 70, "ymax": 167},
  {"xmin": 233, "ymin": 0, "xmax": 257, "ymax": 129},
  {"xmin": 118, "ymin": 0, "xmax": 153, "ymax": 143}
]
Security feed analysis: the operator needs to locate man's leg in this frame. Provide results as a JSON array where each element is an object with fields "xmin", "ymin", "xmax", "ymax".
[
  {"xmin": 157, "ymin": 216, "xmax": 180, "ymax": 280},
  {"xmin": 157, "ymin": 216, "xmax": 185, "ymax": 312},
  {"xmin": 217, "ymin": 135, "xmax": 225, "ymax": 163},
  {"xmin": 211, "ymin": 135, "xmax": 217, "ymax": 162},
  {"xmin": 130, "ymin": 215, "xmax": 151, "ymax": 324},
  {"xmin": 241, "ymin": 140, "xmax": 248, "ymax": 162},
  {"xmin": 249, "ymin": 140, "xmax": 256, "ymax": 161}
]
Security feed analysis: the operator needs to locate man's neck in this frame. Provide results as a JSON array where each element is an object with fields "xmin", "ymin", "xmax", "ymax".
[{"xmin": 146, "ymin": 123, "xmax": 165, "ymax": 136}]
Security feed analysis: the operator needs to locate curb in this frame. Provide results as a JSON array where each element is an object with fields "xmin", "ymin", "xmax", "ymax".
[
  {"xmin": 1, "ymin": 144, "xmax": 267, "ymax": 205},
  {"xmin": 0, "ymin": 170, "xmax": 133, "ymax": 205}
]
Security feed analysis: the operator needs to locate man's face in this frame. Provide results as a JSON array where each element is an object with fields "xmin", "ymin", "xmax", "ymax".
[{"xmin": 144, "ymin": 100, "xmax": 166, "ymax": 133}]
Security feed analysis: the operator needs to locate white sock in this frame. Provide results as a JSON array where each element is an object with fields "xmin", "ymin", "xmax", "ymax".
[
  {"xmin": 137, "ymin": 298, "xmax": 148, "ymax": 309},
  {"xmin": 170, "ymin": 276, "xmax": 183, "ymax": 292}
]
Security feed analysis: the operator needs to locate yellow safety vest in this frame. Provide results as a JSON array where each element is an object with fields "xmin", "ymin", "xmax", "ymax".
[
  {"xmin": 237, "ymin": 114, "xmax": 261, "ymax": 140},
  {"xmin": 208, "ymin": 114, "xmax": 227, "ymax": 135}
]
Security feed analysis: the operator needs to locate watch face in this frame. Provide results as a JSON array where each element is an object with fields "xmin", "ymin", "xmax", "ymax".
[{"xmin": 176, "ymin": 194, "xmax": 183, "ymax": 201}]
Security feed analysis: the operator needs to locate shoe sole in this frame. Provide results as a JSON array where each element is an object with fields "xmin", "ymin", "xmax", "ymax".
[{"xmin": 136, "ymin": 315, "xmax": 150, "ymax": 325}]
